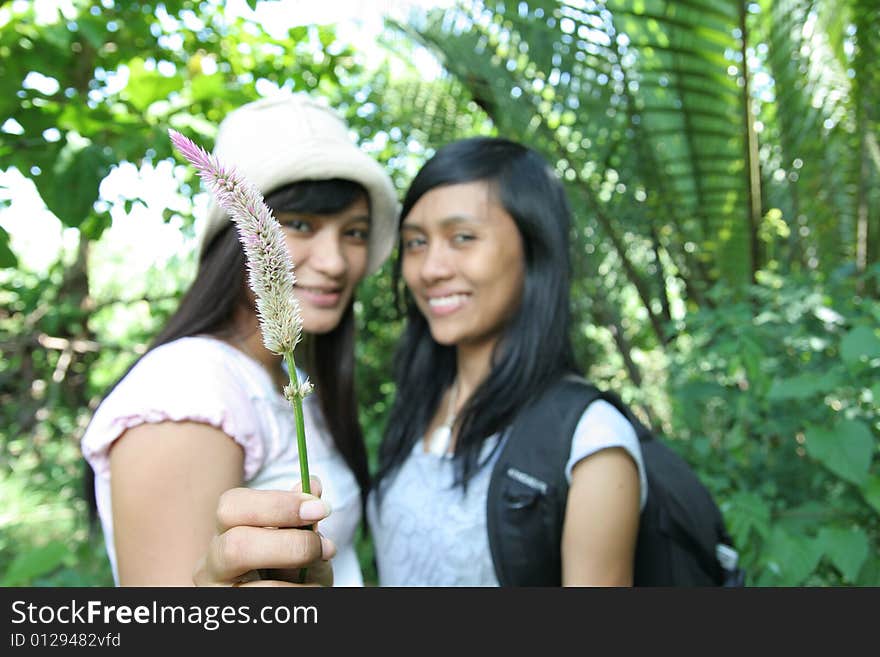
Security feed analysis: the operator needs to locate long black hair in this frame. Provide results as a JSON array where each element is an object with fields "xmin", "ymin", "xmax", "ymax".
[
  {"xmin": 86, "ymin": 179, "xmax": 371, "ymax": 516},
  {"xmin": 374, "ymin": 137, "xmax": 579, "ymax": 497}
]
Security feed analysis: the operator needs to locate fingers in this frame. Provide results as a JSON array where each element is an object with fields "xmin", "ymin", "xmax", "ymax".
[
  {"xmin": 262, "ymin": 557, "xmax": 334, "ymax": 587},
  {"xmin": 194, "ymin": 481, "xmax": 334, "ymax": 587},
  {"xmin": 194, "ymin": 525, "xmax": 335, "ymax": 586},
  {"xmin": 264, "ymin": 532, "xmax": 336, "ymax": 573},
  {"xmin": 215, "ymin": 487, "xmax": 330, "ymax": 533}
]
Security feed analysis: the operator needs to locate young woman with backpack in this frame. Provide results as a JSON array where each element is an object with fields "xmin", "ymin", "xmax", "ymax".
[{"xmin": 366, "ymin": 137, "xmax": 646, "ymax": 585}]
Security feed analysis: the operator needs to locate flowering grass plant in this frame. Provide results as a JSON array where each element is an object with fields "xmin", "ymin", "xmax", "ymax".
[{"xmin": 169, "ymin": 129, "xmax": 315, "ymax": 578}]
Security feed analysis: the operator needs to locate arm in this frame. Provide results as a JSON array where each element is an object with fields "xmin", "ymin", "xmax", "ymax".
[
  {"xmin": 560, "ymin": 446, "xmax": 641, "ymax": 586},
  {"xmin": 109, "ymin": 421, "xmax": 246, "ymax": 585},
  {"xmin": 110, "ymin": 422, "xmax": 334, "ymax": 586}
]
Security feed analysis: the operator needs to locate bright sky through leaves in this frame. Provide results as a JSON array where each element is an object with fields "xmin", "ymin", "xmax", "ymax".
[{"xmin": 0, "ymin": 0, "xmax": 448, "ymax": 274}]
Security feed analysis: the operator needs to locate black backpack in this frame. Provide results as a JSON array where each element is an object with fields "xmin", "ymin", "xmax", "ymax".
[{"xmin": 486, "ymin": 376, "xmax": 745, "ymax": 586}]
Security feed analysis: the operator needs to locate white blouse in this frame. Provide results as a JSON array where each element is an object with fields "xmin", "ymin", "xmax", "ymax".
[{"xmin": 81, "ymin": 335, "xmax": 363, "ymax": 586}]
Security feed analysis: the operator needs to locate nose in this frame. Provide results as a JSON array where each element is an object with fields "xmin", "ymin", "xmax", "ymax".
[
  {"xmin": 298, "ymin": 228, "xmax": 347, "ymax": 279},
  {"xmin": 419, "ymin": 241, "xmax": 454, "ymax": 285}
]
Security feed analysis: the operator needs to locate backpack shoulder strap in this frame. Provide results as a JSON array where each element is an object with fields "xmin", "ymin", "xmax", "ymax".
[{"xmin": 487, "ymin": 375, "xmax": 603, "ymax": 586}]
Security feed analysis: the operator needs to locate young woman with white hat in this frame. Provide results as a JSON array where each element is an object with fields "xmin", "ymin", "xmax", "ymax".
[{"xmin": 82, "ymin": 94, "xmax": 398, "ymax": 586}]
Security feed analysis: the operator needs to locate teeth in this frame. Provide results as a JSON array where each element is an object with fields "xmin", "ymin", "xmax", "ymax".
[{"xmin": 428, "ymin": 294, "xmax": 468, "ymax": 308}]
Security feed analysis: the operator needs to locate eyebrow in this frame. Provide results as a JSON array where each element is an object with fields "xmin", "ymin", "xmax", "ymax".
[
  {"xmin": 275, "ymin": 211, "xmax": 371, "ymax": 224},
  {"xmin": 401, "ymin": 215, "xmax": 479, "ymax": 231}
]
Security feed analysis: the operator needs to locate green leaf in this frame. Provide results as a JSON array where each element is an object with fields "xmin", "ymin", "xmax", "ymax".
[
  {"xmin": 190, "ymin": 72, "xmax": 226, "ymax": 103},
  {"xmin": 805, "ymin": 420, "xmax": 875, "ymax": 486},
  {"xmin": 726, "ymin": 424, "xmax": 746, "ymax": 449},
  {"xmin": 1, "ymin": 541, "xmax": 68, "ymax": 586},
  {"xmin": 818, "ymin": 527, "xmax": 870, "ymax": 583},
  {"xmin": 723, "ymin": 491, "xmax": 771, "ymax": 547},
  {"xmin": 763, "ymin": 528, "xmax": 823, "ymax": 586},
  {"xmin": 767, "ymin": 372, "xmax": 839, "ymax": 401},
  {"xmin": 841, "ymin": 326, "xmax": 880, "ymax": 365},
  {"xmin": 78, "ymin": 15, "xmax": 108, "ymax": 50},
  {"xmin": 0, "ymin": 225, "xmax": 18, "ymax": 268},
  {"xmin": 857, "ymin": 556, "xmax": 880, "ymax": 586},
  {"xmin": 862, "ymin": 475, "xmax": 880, "ymax": 515},
  {"xmin": 778, "ymin": 501, "xmax": 832, "ymax": 534},
  {"xmin": 36, "ymin": 140, "xmax": 113, "ymax": 228},
  {"xmin": 123, "ymin": 57, "xmax": 184, "ymax": 113},
  {"xmin": 79, "ymin": 211, "xmax": 113, "ymax": 241}
]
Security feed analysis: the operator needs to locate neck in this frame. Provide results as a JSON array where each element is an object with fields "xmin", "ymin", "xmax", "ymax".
[
  {"xmin": 453, "ymin": 337, "xmax": 497, "ymax": 406},
  {"xmin": 228, "ymin": 312, "xmax": 285, "ymax": 387}
]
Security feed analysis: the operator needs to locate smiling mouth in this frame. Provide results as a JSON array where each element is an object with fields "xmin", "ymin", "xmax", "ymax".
[
  {"xmin": 298, "ymin": 285, "xmax": 341, "ymax": 294},
  {"xmin": 426, "ymin": 293, "xmax": 470, "ymax": 315},
  {"xmin": 296, "ymin": 285, "xmax": 343, "ymax": 307}
]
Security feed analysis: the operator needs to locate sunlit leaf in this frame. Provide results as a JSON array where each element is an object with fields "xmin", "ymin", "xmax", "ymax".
[
  {"xmin": 190, "ymin": 72, "xmax": 226, "ymax": 103},
  {"xmin": 122, "ymin": 57, "xmax": 184, "ymax": 113},
  {"xmin": 1, "ymin": 541, "xmax": 67, "ymax": 586}
]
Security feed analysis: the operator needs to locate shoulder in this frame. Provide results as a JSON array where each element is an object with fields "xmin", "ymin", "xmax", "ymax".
[
  {"xmin": 139, "ymin": 335, "xmax": 246, "ymax": 377},
  {"xmin": 574, "ymin": 400, "xmax": 639, "ymax": 445},
  {"xmin": 566, "ymin": 399, "xmax": 648, "ymax": 509},
  {"xmin": 82, "ymin": 336, "xmax": 266, "ymax": 479},
  {"xmin": 126, "ymin": 336, "xmax": 276, "ymax": 398}
]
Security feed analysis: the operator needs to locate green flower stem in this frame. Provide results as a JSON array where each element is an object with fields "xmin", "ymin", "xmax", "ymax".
[
  {"xmin": 284, "ymin": 350, "xmax": 313, "ymax": 584},
  {"xmin": 284, "ymin": 351, "xmax": 311, "ymax": 495}
]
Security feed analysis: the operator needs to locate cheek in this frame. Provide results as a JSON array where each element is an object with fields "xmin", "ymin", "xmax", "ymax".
[
  {"xmin": 401, "ymin": 254, "xmax": 420, "ymax": 289},
  {"xmin": 283, "ymin": 234, "xmax": 305, "ymax": 266},
  {"xmin": 490, "ymin": 252, "xmax": 525, "ymax": 315},
  {"xmin": 345, "ymin": 245, "xmax": 369, "ymax": 284}
]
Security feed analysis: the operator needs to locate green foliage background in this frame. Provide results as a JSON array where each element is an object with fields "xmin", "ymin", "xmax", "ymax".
[{"xmin": 1, "ymin": 0, "xmax": 877, "ymax": 586}]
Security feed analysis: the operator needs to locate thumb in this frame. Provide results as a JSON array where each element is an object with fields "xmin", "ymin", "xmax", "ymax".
[{"xmin": 292, "ymin": 475, "xmax": 323, "ymax": 497}]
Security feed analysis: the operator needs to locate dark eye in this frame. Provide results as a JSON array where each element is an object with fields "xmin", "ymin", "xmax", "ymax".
[
  {"xmin": 402, "ymin": 236, "xmax": 427, "ymax": 251},
  {"xmin": 345, "ymin": 226, "xmax": 370, "ymax": 242},
  {"xmin": 452, "ymin": 233, "xmax": 475, "ymax": 245},
  {"xmin": 282, "ymin": 219, "xmax": 312, "ymax": 234}
]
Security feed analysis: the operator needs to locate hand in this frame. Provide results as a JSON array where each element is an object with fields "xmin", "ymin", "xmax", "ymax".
[{"xmin": 193, "ymin": 476, "xmax": 335, "ymax": 587}]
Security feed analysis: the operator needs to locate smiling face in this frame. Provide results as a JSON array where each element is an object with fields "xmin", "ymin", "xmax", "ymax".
[
  {"xmin": 400, "ymin": 180, "xmax": 525, "ymax": 353},
  {"xmin": 276, "ymin": 195, "xmax": 371, "ymax": 334}
]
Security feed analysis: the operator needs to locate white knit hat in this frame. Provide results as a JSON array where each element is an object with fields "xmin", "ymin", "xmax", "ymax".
[{"xmin": 201, "ymin": 93, "xmax": 398, "ymax": 275}]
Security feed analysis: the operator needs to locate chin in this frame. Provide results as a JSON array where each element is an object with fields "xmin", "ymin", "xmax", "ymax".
[
  {"xmin": 427, "ymin": 326, "xmax": 462, "ymax": 347},
  {"xmin": 301, "ymin": 312, "xmax": 344, "ymax": 335}
]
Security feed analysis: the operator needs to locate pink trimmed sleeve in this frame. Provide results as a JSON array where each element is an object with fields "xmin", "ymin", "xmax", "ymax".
[{"xmin": 81, "ymin": 339, "xmax": 266, "ymax": 481}]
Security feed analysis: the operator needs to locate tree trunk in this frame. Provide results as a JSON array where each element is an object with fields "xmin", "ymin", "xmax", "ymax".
[{"xmin": 740, "ymin": 0, "xmax": 762, "ymax": 284}]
